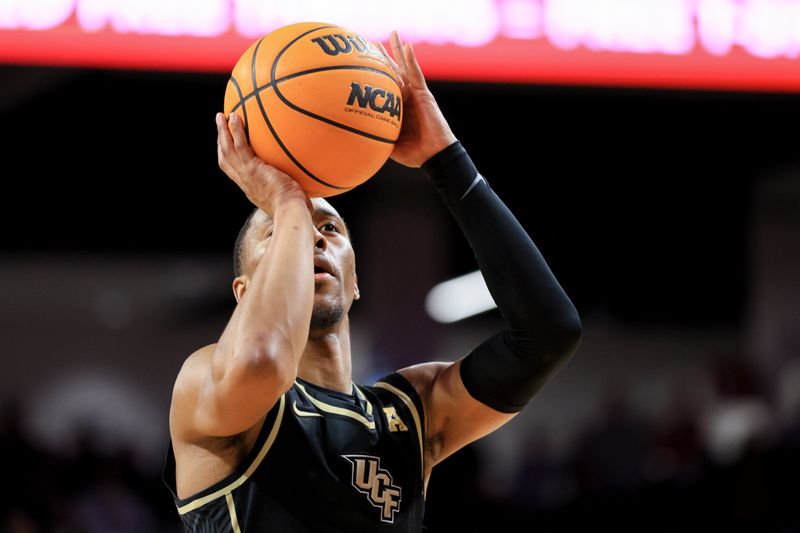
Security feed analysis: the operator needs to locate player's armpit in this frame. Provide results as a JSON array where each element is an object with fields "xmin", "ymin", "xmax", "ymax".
[
  {"xmin": 169, "ymin": 343, "xmax": 289, "ymax": 442},
  {"xmin": 397, "ymin": 360, "xmax": 516, "ymax": 469}
]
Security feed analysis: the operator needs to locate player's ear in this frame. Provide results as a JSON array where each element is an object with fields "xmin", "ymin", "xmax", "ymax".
[
  {"xmin": 232, "ymin": 276, "xmax": 248, "ymax": 303},
  {"xmin": 353, "ymin": 273, "xmax": 360, "ymax": 301}
]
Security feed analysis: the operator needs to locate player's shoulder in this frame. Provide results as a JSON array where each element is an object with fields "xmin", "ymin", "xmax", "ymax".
[
  {"xmin": 394, "ymin": 362, "xmax": 450, "ymax": 384},
  {"xmin": 388, "ymin": 362, "xmax": 451, "ymax": 401},
  {"xmin": 173, "ymin": 344, "xmax": 217, "ymax": 392},
  {"xmin": 169, "ymin": 344, "xmax": 217, "ymax": 436},
  {"xmin": 370, "ymin": 362, "xmax": 452, "ymax": 414}
]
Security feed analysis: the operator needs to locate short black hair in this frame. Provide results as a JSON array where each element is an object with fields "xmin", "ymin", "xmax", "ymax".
[
  {"xmin": 232, "ymin": 203, "xmax": 354, "ymax": 278},
  {"xmin": 233, "ymin": 208, "xmax": 259, "ymax": 278}
]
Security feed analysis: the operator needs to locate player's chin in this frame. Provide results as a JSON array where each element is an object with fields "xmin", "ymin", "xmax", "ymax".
[
  {"xmin": 310, "ymin": 298, "xmax": 345, "ymax": 330},
  {"xmin": 313, "ymin": 290, "xmax": 343, "ymax": 310},
  {"xmin": 314, "ymin": 281, "xmax": 339, "ymax": 295}
]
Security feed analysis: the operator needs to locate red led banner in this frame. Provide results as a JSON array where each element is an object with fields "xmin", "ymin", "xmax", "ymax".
[{"xmin": 1, "ymin": 0, "xmax": 799, "ymax": 92}]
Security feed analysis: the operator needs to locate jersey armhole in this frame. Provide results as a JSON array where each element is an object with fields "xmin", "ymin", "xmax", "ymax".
[
  {"xmin": 372, "ymin": 372, "xmax": 426, "ymax": 479},
  {"xmin": 161, "ymin": 394, "xmax": 287, "ymax": 514}
]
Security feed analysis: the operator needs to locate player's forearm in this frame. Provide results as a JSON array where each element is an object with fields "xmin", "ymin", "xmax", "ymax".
[
  {"xmin": 422, "ymin": 141, "xmax": 581, "ymax": 412},
  {"xmin": 423, "ymin": 141, "xmax": 580, "ymax": 344},
  {"xmin": 217, "ymin": 199, "xmax": 315, "ymax": 383}
]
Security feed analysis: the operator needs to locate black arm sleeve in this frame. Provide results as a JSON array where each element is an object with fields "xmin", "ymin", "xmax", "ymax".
[{"xmin": 422, "ymin": 140, "xmax": 582, "ymax": 413}]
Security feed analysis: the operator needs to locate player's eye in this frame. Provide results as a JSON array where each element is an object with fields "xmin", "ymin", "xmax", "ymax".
[{"xmin": 320, "ymin": 222, "xmax": 340, "ymax": 233}]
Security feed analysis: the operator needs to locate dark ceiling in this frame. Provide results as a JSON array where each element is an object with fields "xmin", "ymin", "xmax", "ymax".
[{"xmin": 1, "ymin": 65, "xmax": 798, "ymax": 326}]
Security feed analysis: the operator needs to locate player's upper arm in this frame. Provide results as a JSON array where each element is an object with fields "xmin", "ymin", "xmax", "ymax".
[
  {"xmin": 170, "ymin": 343, "xmax": 290, "ymax": 441},
  {"xmin": 398, "ymin": 360, "xmax": 517, "ymax": 468}
]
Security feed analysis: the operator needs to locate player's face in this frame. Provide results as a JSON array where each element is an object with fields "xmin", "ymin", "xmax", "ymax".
[
  {"xmin": 307, "ymin": 198, "xmax": 358, "ymax": 328},
  {"xmin": 244, "ymin": 199, "xmax": 358, "ymax": 328}
]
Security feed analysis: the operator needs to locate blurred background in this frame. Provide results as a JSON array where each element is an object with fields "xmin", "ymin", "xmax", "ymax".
[{"xmin": 1, "ymin": 1, "xmax": 799, "ymax": 532}]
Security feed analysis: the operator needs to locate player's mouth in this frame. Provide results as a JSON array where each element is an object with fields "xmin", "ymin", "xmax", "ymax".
[{"xmin": 313, "ymin": 256, "xmax": 336, "ymax": 281}]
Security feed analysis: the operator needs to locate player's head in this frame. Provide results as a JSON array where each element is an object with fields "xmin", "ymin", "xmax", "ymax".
[{"xmin": 232, "ymin": 198, "xmax": 359, "ymax": 331}]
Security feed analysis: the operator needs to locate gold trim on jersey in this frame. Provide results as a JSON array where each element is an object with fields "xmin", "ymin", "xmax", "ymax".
[
  {"xmin": 295, "ymin": 381, "xmax": 376, "ymax": 430},
  {"xmin": 225, "ymin": 493, "xmax": 242, "ymax": 533},
  {"xmin": 292, "ymin": 401, "xmax": 324, "ymax": 418},
  {"xmin": 373, "ymin": 381, "xmax": 424, "ymax": 479},
  {"xmin": 353, "ymin": 383, "xmax": 374, "ymax": 416},
  {"xmin": 176, "ymin": 394, "xmax": 286, "ymax": 515}
]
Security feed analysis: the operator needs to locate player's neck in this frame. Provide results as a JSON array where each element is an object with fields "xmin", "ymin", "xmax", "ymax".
[{"xmin": 297, "ymin": 317, "xmax": 353, "ymax": 394}]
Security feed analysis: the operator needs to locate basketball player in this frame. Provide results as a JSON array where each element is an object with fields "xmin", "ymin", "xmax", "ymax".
[{"xmin": 162, "ymin": 32, "xmax": 581, "ymax": 532}]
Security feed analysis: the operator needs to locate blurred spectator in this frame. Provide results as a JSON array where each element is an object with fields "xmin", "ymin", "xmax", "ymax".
[
  {"xmin": 645, "ymin": 383, "xmax": 708, "ymax": 487},
  {"xmin": 0, "ymin": 399, "xmax": 49, "ymax": 532},
  {"xmin": 711, "ymin": 350, "xmax": 765, "ymax": 398},
  {"xmin": 573, "ymin": 386, "xmax": 649, "ymax": 496},
  {"xmin": 2, "ymin": 347, "xmax": 799, "ymax": 532},
  {"xmin": 776, "ymin": 354, "xmax": 800, "ymax": 444},
  {"xmin": 511, "ymin": 430, "xmax": 575, "ymax": 513},
  {"xmin": 68, "ymin": 454, "xmax": 158, "ymax": 533}
]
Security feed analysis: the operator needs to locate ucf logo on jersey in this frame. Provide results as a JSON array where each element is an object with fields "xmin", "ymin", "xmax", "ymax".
[{"xmin": 342, "ymin": 455, "xmax": 402, "ymax": 523}]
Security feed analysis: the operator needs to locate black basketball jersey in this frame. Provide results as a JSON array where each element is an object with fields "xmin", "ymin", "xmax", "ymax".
[{"xmin": 162, "ymin": 372, "xmax": 426, "ymax": 532}]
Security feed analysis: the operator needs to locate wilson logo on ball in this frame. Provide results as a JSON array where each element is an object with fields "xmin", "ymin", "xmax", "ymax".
[
  {"xmin": 346, "ymin": 82, "xmax": 401, "ymax": 119},
  {"xmin": 311, "ymin": 33, "xmax": 382, "ymax": 57}
]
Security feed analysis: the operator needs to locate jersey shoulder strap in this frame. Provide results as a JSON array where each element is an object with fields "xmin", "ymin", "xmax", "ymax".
[{"xmin": 370, "ymin": 372, "xmax": 425, "ymax": 443}]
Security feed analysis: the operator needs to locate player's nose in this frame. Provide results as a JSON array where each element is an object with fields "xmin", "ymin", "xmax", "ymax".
[{"xmin": 314, "ymin": 227, "xmax": 328, "ymax": 251}]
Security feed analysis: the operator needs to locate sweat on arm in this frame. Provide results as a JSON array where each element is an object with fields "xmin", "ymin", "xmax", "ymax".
[{"xmin": 422, "ymin": 141, "xmax": 582, "ymax": 413}]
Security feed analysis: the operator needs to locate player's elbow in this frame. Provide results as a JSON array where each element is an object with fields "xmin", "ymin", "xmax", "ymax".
[
  {"xmin": 247, "ymin": 352, "xmax": 297, "ymax": 393},
  {"xmin": 229, "ymin": 338, "xmax": 298, "ymax": 392},
  {"xmin": 549, "ymin": 307, "xmax": 582, "ymax": 359},
  {"xmin": 517, "ymin": 304, "xmax": 582, "ymax": 360},
  {"xmin": 254, "ymin": 347, "xmax": 299, "ymax": 392}
]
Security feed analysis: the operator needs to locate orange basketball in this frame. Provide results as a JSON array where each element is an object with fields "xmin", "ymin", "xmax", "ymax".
[{"xmin": 224, "ymin": 22, "xmax": 403, "ymax": 198}]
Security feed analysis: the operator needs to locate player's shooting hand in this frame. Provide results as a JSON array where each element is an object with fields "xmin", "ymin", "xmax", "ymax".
[
  {"xmin": 377, "ymin": 31, "xmax": 457, "ymax": 168},
  {"xmin": 216, "ymin": 112, "xmax": 309, "ymax": 215}
]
